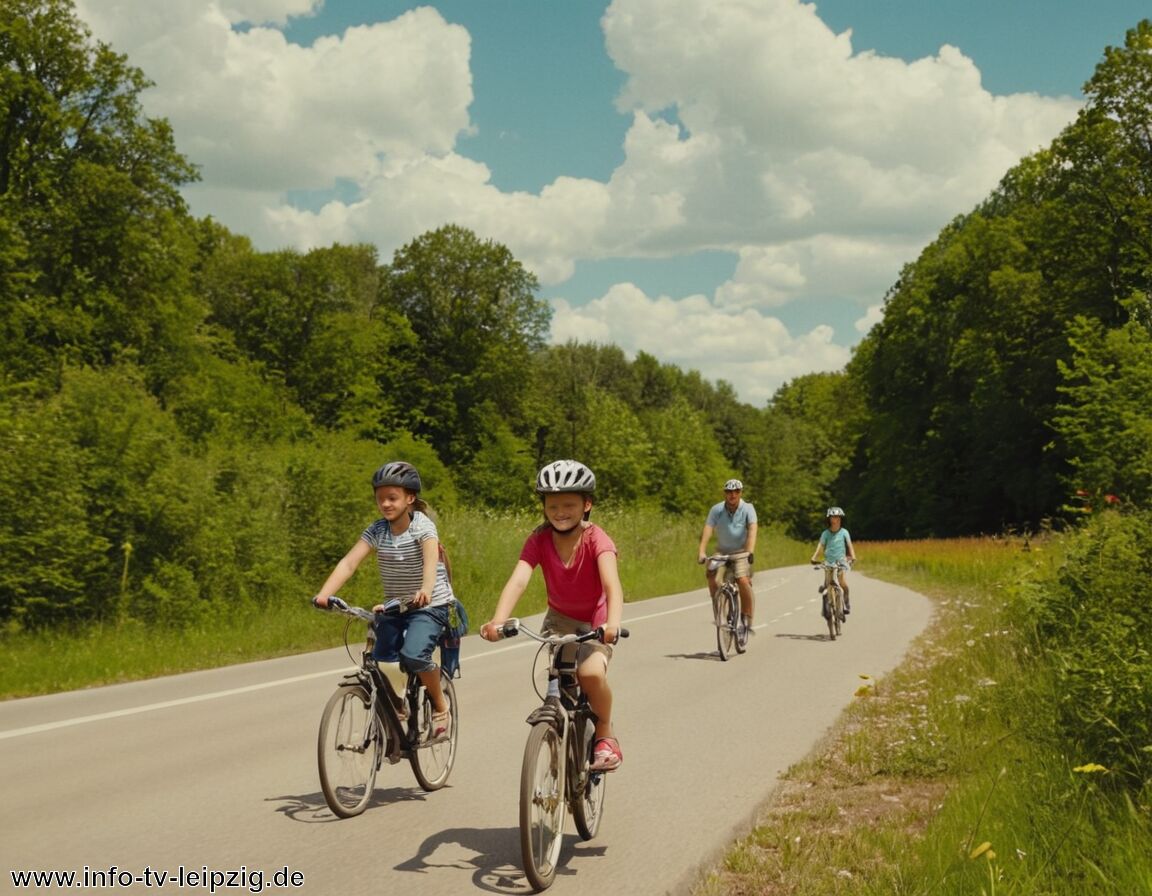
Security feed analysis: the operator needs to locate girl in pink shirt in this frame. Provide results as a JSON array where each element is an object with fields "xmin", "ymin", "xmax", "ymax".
[{"xmin": 481, "ymin": 460, "xmax": 625, "ymax": 771}]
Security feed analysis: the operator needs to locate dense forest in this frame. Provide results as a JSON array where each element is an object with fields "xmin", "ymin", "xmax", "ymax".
[{"xmin": 2, "ymin": 0, "xmax": 1150, "ymax": 632}]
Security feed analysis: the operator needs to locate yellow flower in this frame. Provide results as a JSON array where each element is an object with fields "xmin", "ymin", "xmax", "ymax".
[
  {"xmin": 969, "ymin": 841, "xmax": 993, "ymax": 860},
  {"xmin": 1072, "ymin": 763, "xmax": 1108, "ymax": 774}
]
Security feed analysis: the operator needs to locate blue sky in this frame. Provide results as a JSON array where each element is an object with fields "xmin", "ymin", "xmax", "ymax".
[{"xmin": 74, "ymin": 0, "xmax": 1148, "ymax": 404}]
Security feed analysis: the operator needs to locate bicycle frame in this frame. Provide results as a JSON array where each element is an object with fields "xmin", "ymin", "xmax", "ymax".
[
  {"xmin": 329, "ymin": 605, "xmax": 419, "ymax": 758},
  {"xmin": 502, "ymin": 620, "xmax": 603, "ymax": 788}
]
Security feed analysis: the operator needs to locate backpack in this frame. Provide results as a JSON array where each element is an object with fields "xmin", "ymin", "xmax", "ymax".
[{"xmin": 437, "ymin": 544, "xmax": 469, "ymax": 678}]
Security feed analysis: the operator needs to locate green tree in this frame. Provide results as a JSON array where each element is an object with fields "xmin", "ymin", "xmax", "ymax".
[
  {"xmin": 0, "ymin": 0, "xmax": 201, "ymax": 383},
  {"xmin": 642, "ymin": 397, "xmax": 729, "ymax": 513},
  {"xmin": 0, "ymin": 388, "xmax": 109, "ymax": 628},
  {"xmin": 381, "ymin": 225, "xmax": 551, "ymax": 464},
  {"xmin": 761, "ymin": 371, "xmax": 861, "ymax": 537},
  {"xmin": 1054, "ymin": 317, "xmax": 1152, "ymax": 507}
]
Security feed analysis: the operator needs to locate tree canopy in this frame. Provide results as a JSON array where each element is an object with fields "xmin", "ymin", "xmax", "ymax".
[{"xmin": 3, "ymin": 0, "xmax": 1151, "ymax": 630}]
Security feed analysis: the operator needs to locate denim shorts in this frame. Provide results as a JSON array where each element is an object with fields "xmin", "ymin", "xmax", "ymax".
[{"xmin": 372, "ymin": 603, "xmax": 450, "ymax": 674}]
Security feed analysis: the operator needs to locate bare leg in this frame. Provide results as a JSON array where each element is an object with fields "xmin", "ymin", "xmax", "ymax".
[
  {"xmin": 578, "ymin": 654, "xmax": 614, "ymax": 740},
  {"xmin": 737, "ymin": 576, "xmax": 755, "ymax": 620},
  {"xmin": 417, "ymin": 668, "xmax": 447, "ymax": 714}
]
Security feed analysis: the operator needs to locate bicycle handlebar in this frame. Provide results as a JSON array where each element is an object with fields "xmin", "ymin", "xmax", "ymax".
[
  {"xmin": 313, "ymin": 596, "xmax": 375, "ymax": 623},
  {"xmin": 497, "ymin": 617, "xmax": 630, "ymax": 644}
]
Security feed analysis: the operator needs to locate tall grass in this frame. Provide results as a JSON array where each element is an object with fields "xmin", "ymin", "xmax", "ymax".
[
  {"xmin": 0, "ymin": 507, "xmax": 803, "ymax": 699},
  {"xmin": 695, "ymin": 532, "xmax": 1152, "ymax": 895}
]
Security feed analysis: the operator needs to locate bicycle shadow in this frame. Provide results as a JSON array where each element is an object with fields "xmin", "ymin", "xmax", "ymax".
[
  {"xmin": 664, "ymin": 651, "xmax": 727, "ymax": 662},
  {"xmin": 394, "ymin": 825, "xmax": 607, "ymax": 893},
  {"xmin": 775, "ymin": 632, "xmax": 836, "ymax": 642},
  {"xmin": 267, "ymin": 784, "xmax": 439, "ymax": 823}
]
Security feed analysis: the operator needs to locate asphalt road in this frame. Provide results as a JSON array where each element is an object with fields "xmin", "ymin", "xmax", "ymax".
[{"xmin": 0, "ymin": 567, "xmax": 933, "ymax": 895}]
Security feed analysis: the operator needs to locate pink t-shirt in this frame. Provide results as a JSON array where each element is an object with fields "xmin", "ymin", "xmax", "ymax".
[{"xmin": 519, "ymin": 523, "xmax": 617, "ymax": 627}]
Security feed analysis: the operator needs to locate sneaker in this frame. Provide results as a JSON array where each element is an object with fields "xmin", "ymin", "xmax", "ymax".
[
  {"xmin": 742, "ymin": 616, "xmax": 756, "ymax": 635},
  {"xmin": 590, "ymin": 736, "xmax": 622, "ymax": 772}
]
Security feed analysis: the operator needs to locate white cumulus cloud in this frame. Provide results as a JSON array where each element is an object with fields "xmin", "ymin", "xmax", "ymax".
[{"xmin": 73, "ymin": 0, "xmax": 1083, "ymax": 402}]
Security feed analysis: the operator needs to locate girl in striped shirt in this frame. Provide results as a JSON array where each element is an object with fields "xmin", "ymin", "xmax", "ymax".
[{"xmin": 311, "ymin": 461, "xmax": 454, "ymax": 739}]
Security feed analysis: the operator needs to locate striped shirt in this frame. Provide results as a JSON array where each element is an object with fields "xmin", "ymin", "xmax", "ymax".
[{"xmin": 361, "ymin": 512, "xmax": 454, "ymax": 608}]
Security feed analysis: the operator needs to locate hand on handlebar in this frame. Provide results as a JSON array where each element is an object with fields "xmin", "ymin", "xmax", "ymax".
[
  {"xmin": 312, "ymin": 595, "xmax": 348, "ymax": 611},
  {"xmin": 480, "ymin": 620, "xmax": 506, "ymax": 641}
]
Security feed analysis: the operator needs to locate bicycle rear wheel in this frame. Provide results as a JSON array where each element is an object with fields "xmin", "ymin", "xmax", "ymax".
[
  {"xmin": 317, "ymin": 685, "xmax": 381, "ymax": 818},
  {"xmin": 409, "ymin": 672, "xmax": 458, "ymax": 790},
  {"xmin": 520, "ymin": 723, "xmax": 565, "ymax": 891},
  {"xmin": 715, "ymin": 585, "xmax": 737, "ymax": 661},
  {"xmin": 570, "ymin": 719, "xmax": 606, "ymax": 840}
]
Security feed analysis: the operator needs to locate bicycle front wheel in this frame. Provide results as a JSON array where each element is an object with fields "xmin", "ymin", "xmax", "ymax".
[
  {"xmin": 716, "ymin": 585, "xmax": 737, "ymax": 661},
  {"xmin": 520, "ymin": 723, "xmax": 565, "ymax": 891},
  {"xmin": 410, "ymin": 672, "xmax": 458, "ymax": 791},
  {"xmin": 832, "ymin": 586, "xmax": 844, "ymax": 638},
  {"xmin": 317, "ymin": 685, "xmax": 381, "ymax": 818},
  {"xmin": 570, "ymin": 719, "xmax": 606, "ymax": 840}
]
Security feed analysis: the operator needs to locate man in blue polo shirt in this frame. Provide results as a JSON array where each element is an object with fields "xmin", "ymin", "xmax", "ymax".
[{"xmin": 697, "ymin": 479, "xmax": 758, "ymax": 633}]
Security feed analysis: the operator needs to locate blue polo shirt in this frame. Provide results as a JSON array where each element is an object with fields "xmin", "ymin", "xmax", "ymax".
[{"xmin": 706, "ymin": 500, "xmax": 757, "ymax": 553}]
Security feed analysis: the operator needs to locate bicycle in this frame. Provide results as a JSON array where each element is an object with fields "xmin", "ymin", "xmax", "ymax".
[
  {"xmin": 313, "ymin": 599, "xmax": 459, "ymax": 818},
  {"xmin": 814, "ymin": 561, "xmax": 849, "ymax": 641},
  {"xmin": 705, "ymin": 552, "xmax": 750, "ymax": 660},
  {"xmin": 494, "ymin": 618, "xmax": 629, "ymax": 892}
]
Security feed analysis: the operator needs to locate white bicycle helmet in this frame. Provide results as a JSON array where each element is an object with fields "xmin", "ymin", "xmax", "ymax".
[
  {"xmin": 535, "ymin": 459, "xmax": 597, "ymax": 494},
  {"xmin": 826, "ymin": 506, "xmax": 845, "ymax": 519},
  {"xmin": 724, "ymin": 479, "xmax": 744, "ymax": 491}
]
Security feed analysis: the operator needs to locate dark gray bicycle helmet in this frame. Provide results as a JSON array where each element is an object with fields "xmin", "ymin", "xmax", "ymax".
[
  {"xmin": 535, "ymin": 459, "xmax": 597, "ymax": 494},
  {"xmin": 372, "ymin": 460, "xmax": 422, "ymax": 493}
]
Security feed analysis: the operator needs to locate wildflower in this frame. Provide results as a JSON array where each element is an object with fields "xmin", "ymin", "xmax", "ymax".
[
  {"xmin": 969, "ymin": 841, "xmax": 993, "ymax": 860},
  {"xmin": 1072, "ymin": 763, "xmax": 1109, "ymax": 774}
]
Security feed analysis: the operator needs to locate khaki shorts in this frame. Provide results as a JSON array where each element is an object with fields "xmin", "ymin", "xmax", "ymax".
[
  {"xmin": 712, "ymin": 554, "xmax": 752, "ymax": 581},
  {"xmin": 542, "ymin": 608, "xmax": 613, "ymax": 669}
]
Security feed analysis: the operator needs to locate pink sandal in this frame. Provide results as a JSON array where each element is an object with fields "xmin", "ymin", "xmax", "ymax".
[
  {"xmin": 431, "ymin": 709, "xmax": 451, "ymax": 741},
  {"xmin": 590, "ymin": 736, "xmax": 623, "ymax": 772}
]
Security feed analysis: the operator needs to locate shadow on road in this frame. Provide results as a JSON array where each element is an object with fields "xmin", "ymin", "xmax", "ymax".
[
  {"xmin": 664, "ymin": 651, "xmax": 725, "ymax": 662},
  {"xmin": 267, "ymin": 784, "xmax": 436, "ymax": 823},
  {"xmin": 775, "ymin": 632, "xmax": 835, "ymax": 641},
  {"xmin": 393, "ymin": 825, "xmax": 607, "ymax": 893}
]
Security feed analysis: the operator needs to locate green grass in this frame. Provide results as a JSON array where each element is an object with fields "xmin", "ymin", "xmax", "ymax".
[
  {"xmin": 0, "ymin": 508, "xmax": 803, "ymax": 699},
  {"xmin": 693, "ymin": 533, "xmax": 1152, "ymax": 896}
]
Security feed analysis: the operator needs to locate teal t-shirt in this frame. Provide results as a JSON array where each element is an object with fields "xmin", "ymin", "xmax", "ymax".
[{"xmin": 819, "ymin": 527, "xmax": 852, "ymax": 564}]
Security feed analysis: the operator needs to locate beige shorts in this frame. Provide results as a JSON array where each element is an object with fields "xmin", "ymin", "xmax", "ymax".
[
  {"xmin": 542, "ymin": 608, "xmax": 613, "ymax": 669},
  {"xmin": 711, "ymin": 554, "xmax": 752, "ymax": 581}
]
